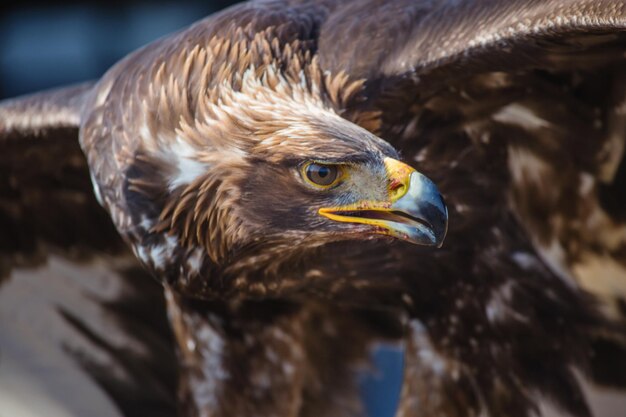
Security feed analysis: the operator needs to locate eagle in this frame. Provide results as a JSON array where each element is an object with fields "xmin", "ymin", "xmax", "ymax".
[{"xmin": 1, "ymin": 1, "xmax": 626, "ymax": 416}]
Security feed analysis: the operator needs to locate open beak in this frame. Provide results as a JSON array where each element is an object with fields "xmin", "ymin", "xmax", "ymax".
[{"xmin": 319, "ymin": 158, "xmax": 448, "ymax": 247}]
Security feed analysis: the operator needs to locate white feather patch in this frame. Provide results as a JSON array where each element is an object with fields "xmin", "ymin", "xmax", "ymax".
[
  {"xmin": 493, "ymin": 104, "xmax": 552, "ymax": 131},
  {"xmin": 166, "ymin": 137, "xmax": 209, "ymax": 191},
  {"xmin": 507, "ymin": 145, "xmax": 551, "ymax": 186},
  {"xmin": 410, "ymin": 320, "xmax": 448, "ymax": 376}
]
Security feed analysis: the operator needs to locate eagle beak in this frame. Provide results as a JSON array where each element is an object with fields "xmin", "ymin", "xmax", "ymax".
[{"xmin": 319, "ymin": 158, "xmax": 448, "ymax": 247}]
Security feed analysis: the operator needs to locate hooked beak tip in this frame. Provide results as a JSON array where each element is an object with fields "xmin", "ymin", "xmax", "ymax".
[{"xmin": 393, "ymin": 171, "xmax": 448, "ymax": 247}]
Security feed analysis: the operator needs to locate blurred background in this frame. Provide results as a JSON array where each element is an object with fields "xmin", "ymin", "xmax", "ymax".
[{"xmin": 0, "ymin": 0, "xmax": 239, "ymax": 99}]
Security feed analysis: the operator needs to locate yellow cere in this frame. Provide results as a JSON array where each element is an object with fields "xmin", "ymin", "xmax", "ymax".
[{"xmin": 383, "ymin": 157, "xmax": 415, "ymax": 202}]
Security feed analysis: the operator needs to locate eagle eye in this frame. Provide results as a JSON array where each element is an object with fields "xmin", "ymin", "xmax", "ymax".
[{"xmin": 302, "ymin": 162, "xmax": 342, "ymax": 188}]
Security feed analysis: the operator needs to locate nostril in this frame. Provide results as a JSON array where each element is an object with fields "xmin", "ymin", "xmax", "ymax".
[
  {"xmin": 389, "ymin": 182, "xmax": 406, "ymax": 201},
  {"xmin": 389, "ymin": 179, "xmax": 403, "ymax": 191}
]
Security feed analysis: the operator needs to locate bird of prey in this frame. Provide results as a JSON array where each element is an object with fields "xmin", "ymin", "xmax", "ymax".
[{"xmin": 1, "ymin": 1, "xmax": 626, "ymax": 417}]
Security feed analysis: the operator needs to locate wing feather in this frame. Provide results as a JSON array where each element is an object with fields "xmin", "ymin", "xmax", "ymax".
[
  {"xmin": 315, "ymin": 1, "xmax": 626, "ymax": 415},
  {"xmin": 0, "ymin": 85, "xmax": 175, "ymax": 416},
  {"xmin": 318, "ymin": 0, "xmax": 626, "ymax": 82},
  {"xmin": 0, "ymin": 83, "xmax": 126, "ymax": 275},
  {"xmin": 318, "ymin": 0, "xmax": 626, "ymax": 312},
  {"xmin": 0, "ymin": 82, "xmax": 93, "ymax": 139}
]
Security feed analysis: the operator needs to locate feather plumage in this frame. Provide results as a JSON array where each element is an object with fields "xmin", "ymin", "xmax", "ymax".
[{"xmin": 1, "ymin": 1, "xmax": 626, "ymax": 416}]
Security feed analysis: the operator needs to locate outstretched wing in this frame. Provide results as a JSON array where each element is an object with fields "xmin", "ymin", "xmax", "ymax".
[
  {"xmin": 318, "ymin": 0, "xmax": 626, "ymax": 306},
  {"xmin": 0, "ymin": 86, "xmax": 176, "ymax": 417},
  {"xmin": 1, "ymin": 83, "xmax": 91, "ymax": 136},
  {"xmin": 0, "ymin": 83, "xmax": 124, "ymax": 273},
  {"xmin": 315, "ymin": 1, "xmax": 626, "ymax": 416},
  {"xmin": 318, "ymin": 0, "xmax": 626, "ymax": 83}
]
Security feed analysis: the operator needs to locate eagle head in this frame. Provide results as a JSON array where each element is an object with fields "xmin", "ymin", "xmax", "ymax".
[
  {"xmin": 233, "ymin": 118, "xmax": 449, "ymax": 250},
  {"xmin": 86, "ymin": 40, "xmax": 447, "ymax": 297}
]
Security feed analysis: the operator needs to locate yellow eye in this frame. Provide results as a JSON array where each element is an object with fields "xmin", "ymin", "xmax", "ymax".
[{"xmin": 302, "ymin": 162, "xmax": 342, "ymax": 188}]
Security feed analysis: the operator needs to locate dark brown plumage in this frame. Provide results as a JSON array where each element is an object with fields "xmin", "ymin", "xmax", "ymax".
[{"xmin": 1, "ymin": 1, "xmax": 626, "ymax": 416}]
